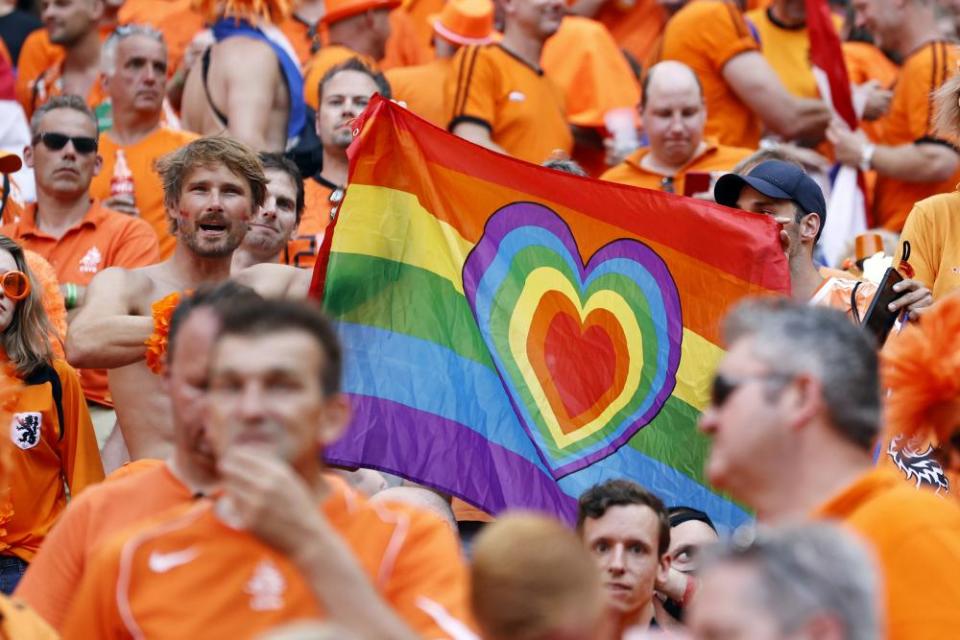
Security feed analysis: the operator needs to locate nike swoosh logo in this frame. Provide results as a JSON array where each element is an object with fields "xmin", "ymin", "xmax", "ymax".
[{"xmin": 148, "ymin": 548, "xmax": 199, "ymax": 573}]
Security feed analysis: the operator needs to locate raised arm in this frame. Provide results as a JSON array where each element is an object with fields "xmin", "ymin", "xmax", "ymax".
[
  {"xmin": 723, "ymin": 51, "xmax": 832, "ymax": 142},
  {"xmin": 66, "ymin": 268, "xmax": 153, "ymax": 370}
]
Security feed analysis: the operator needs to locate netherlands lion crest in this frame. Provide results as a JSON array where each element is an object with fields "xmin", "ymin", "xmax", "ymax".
[
  {"xmin": 10, "ymin": 412, "xmax": 42, "ymax": 450},
  {"xmin": 887, "ymin": 435, "xmax": 949, "ymax": 494}
]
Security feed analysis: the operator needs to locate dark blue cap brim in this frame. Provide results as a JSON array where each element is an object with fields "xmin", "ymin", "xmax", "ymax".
[{"xmin": 714, "ymin": 173, "xmax": 794, "ymax": 209}]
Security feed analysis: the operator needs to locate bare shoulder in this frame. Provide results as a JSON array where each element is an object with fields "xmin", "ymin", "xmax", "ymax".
[
  {"xmin": 233, "ymin": 263, "xmax": 312, "ymax": 299},
  {"xmin": 217, "ymin": 37, "xmax": 278, "ymax": 75}
]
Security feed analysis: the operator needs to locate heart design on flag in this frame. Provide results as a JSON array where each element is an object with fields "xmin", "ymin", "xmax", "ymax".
[{"xmin": 463, "ymin": 202, "xmax": 683, "ymax": 478}]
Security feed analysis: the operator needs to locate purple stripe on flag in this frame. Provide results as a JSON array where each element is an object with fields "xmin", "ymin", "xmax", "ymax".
[{"xmin": 325, "ymin": 394, "xmax": 580, "ymax": 523}]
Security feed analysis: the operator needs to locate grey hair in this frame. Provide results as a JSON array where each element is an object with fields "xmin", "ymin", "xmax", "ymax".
[
  {"xmin": 722, "ymin": 298, "xmax": 880, "ymax": 450},
  {"xmin": 707, "ymin": 523, "xmax": 880, "ymax": 640},
  {"xmin": 29, "ymin": 95, "xmax": 99, "ymax": 140},
  {"xmin": 100, "ymin": 24, "xmax": 166, "ymax": 76}
]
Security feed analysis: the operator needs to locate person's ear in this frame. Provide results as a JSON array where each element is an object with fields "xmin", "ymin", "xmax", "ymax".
[
  {"xmin": 784, "ymin": 373, "xmax": 824, "ymax": 433},
  {"xmin": 317, "ymin": 393, "xmax": 352, "ymax": 447},
  {"xmin": 800, "ymin": 211, "xmax": 821, "ymax": 243},
  {"xmin": 23, "ymin": 145, "xmax": 34, "ymax": 170}
]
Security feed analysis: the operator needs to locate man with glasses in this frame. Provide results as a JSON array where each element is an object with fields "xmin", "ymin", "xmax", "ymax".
[
  {"xmin": 601, "ymin": 61, "xmax": 752, "ymax": 195},
  {"xmin": 699, "ymin": 298, "xmax": 960, "ymax": 639},
  {"xmin": 713, "ymin": 158, "xmax": 931, "ymax": 321},
  {"xmin": 0, "ymin": 95, "xmax": 159, "ymax": 424}
]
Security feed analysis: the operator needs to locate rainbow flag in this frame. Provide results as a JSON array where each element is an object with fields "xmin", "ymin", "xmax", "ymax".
[{"xmin": 311, "ymin": 96, "xmax": 789, "ymax": 529}]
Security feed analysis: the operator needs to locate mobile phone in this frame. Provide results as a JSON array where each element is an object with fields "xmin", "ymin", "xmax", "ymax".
[
  {"xmin": 861, "ymin": 267, "xmax": 905, "ymax": 345},
  {"xmin": 683, "ymin": 172, "xmax": 712, "ymax": 197}
]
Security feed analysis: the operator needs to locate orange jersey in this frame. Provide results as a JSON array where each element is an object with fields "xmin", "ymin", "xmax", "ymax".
[
  {"xmin": 89, "ymin": 127, "xmax": 198, "ymax": 260},
  {"xmin": 843, "ymin": 41, "xmax": 898, "ymax": 88},
  {"xmin": 386, "ymin": 57, "xmax": 452, "ymax": 127},
  {"xmin": 15, "ymin": 461, "xmax": 189, "ymax": 631},
  {"xmin": 813, "ymin": 467, "xmax": 960, "ymax": 639},
  {"xmin": 117, "ymin": 0, "xmax": 194, "ymax": 28},
  {"xmin": 745, "ymin": 8, "xmax": 842, "ymax": 100},
  {"xmin": 382, "ymin": 7, "xmax": 434, "ymax": 70},
  {"xmin": 14, "ymin": 29, "xmax": 61, "ymax": 117},
  {"xmin": 285, "ymin": 176, "xmax": 337, "ymax": 270},
  {"xmin": 0, "ymin": 201, "xmax": 161, "ymax": 406},
  {"xmin": 600, "ymin": 141, "xmax": 752, "ymax": 193},
  {"xmin": 0, "ymin": 595, "xmax": 57, "ymax": 640},
  {"xmin": 62, "ymin": 476, "xmax": 473, "ymax": 639},
  {"xmin": 17, "ymin": 50, "xmax": 106, "ymax": 119},
  {"xmin": 542, "ymin": 17, "xmax": 640, "ymax": 129},
  {"xmin": 303, "ymin": 45, "xmax": 377, "ymax": 110},
  {"xmin": 896, "ymin": 190, "xmax": 960, "ymax": 300},
  {"xmin": 155, "ymin": 7, "xmax": 206, "ymax": 76},
  {"xmin": 446, "ymin": 44, "xmax": 572, "ymax": 164},
  {"xmin": 655, "ymin": 0, "xmax": 762, "ymax": 149},
  {"xmin": 593, "ymin": 0, "xmax": 667, "ymax": 65},
  {"xmin": 873, "ymin": 41, "xmax": 960, "ymax": 231},
  {"xmin": 399, "ymin": 0, "xmax": 445, "ymax": 59},
  {"xmin": 2, "ymin": 359, "xmax": 104, "ymax": 563}
]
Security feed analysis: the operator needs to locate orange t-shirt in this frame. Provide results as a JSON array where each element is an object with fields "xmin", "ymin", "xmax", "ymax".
[
  {"xmin": 398, "ymin": 0, "xmax": 445, "ymax": 59},
  {"xmin": 117, "ymin": 0, "xmax": 194, "ymax": 28},
  {"xmin": 62, "ymin": 476, "xmax": 473, "ymax": 639},
  {"xmin": 0, "ymin": 201, "xmax": 161, "ymax": 406},
  {"xmin": 655, "ymin": 0, "xmax": 762, "ymax": 149},
  {"xmin": 284, "ymin": 176, "xmax": 337, "ymax": 270},
  {"xmin": 155, "ymin": 7, "xmax": 206, "ymax": 76},
  {"xmin": 303, "ymin": 45, "xmax": 378, "ymax": 110},
  {"xmin": 15, "ymin": 460, "xmax": 188, "ymax": 631},
  {"xmin": 1, "ymin": 359, "xmax": 104, "ymax": 563},
  {"xmin": 0, "ymin": 595, "xmax": 58, "ymax": 640},
  {"xmin": 541, "ymin": 17, "xmax": 640, "ymax": 129},
  {"xmin": 385, "ymin": 57, "xmax": 452, "ymax": 127},
  {"xmin": 593, "ymin": 0, "xmax": 667, "ymax": 65},
  {"xmin": 896, "ymin": 190, "xmax": 960, "ymax": 300},
  {"xmin": 89, "ymin": 127, "xmax": 198, "ymax": 260},
  {"xmin": 446, "ymin": 44, "xmax": 572, "ymax": 164},
  {"xmin": 813, "ymin": 467, "xmax": 960, "ymax": 639},
  {"xmin": 600, "ymin": 141, "xmax": 752, "ymax": 193},
  {"xmin": 808, "ymin": 275, "xmax": 876, "ymax": 322},
  {"xmin": 14, "ymin": 29, "xmax": 61, "ymax": 116},
  {"xmin": 381, "ymin": 7, "xmax": 434, "ymax": 71},
  {"xmin": 872, "ymin": 41, "xmax": 960, "ymax": 231}
]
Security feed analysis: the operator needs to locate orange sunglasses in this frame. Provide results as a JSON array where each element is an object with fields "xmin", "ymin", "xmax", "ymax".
[{"xmin": 1, "ymin": 271, "xmax": 30, "ymax": 301}]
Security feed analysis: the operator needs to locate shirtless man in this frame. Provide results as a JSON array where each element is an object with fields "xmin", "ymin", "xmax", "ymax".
[
  {"xmin": 66, "ymin": 136, "xmax": 311, "ymax": 465},
  {"xmin": 179, "ymin": 2, "xmax": 305, "ymax": 151}
]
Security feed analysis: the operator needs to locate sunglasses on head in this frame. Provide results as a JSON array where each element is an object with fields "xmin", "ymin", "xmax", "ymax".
[
  {"xmin": 710, "ymin": 371, "xmax": 793, "ymax": 408},
  {"xmin": 0, "ymin": 271, "xmax": 30, "ymax": 301},
  {"xmin": 32, "ymin": 132, "xmax": 98, "ymax": 154}
]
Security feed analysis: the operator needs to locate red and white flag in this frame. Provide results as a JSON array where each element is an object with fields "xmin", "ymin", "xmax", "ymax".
[{"xmin": 805, "ymin": 0, "xmax": 869, "ymax": 266}]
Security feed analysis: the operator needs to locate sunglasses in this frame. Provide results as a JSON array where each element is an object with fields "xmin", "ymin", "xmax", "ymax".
[
  {"xmin": 0, "ymin": 271, "xmax": 30, "ymax": 301},
  {"xmin": 710, "ymin": 371, "xmax": 793, "ymax": 408},
  {"xmin": 32, "ymin": 132, "xmax": 98, "ymax": 154}
]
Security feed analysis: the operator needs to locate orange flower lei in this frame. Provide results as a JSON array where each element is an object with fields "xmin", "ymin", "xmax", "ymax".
[
  {"xmin": 0, "ymin": 356, "xmax": 23, "ymax": 542},
  {"xmin": 144, "ymin": 292, "xmax": 184, "ymax": 376},
  {"xmin": 193, "ymin": 0, "xmax": 294, "ymax": 23}
]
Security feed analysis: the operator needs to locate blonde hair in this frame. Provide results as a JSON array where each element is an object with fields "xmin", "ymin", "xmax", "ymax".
[
  {"xmin": 155, "ymin": 136, "xmax": 267, "ymax": 232},
  {"xmin": 471, "ymin": 512, "xmax": 606, "ymax": 640},
  {"xmin": 0, "ymin": 236, "xmax": 54, "ymax": 377},
  {"xmin": 933, "ymin": 73, "xmax": 960, "ymax": 141}
]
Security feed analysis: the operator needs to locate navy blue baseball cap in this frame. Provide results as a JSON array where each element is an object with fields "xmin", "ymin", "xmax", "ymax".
[{"xmin": 714, "ymin": 160, "xmax": 827, "ymax": 239}]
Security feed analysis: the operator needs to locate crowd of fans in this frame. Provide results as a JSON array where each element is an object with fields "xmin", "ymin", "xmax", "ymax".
[{"xmin": 0, "ymin": 0, "xmax": 958, "ymax": 637}]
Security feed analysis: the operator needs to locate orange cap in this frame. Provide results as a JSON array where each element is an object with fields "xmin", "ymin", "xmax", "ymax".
[
  {"xmin": 429, "ymin": 0, "xmax": 497, "ymax": 46},
  {"xmin": 0, "ymin": 152, "xmax": 21, "ymax": 175},
  {"xmin": 855, "ymin": 232, "xmax": 885, "ymax": 262},
  {"xmin": 321, "ymin": 0, "xmax": 403, "ymax": 24}
]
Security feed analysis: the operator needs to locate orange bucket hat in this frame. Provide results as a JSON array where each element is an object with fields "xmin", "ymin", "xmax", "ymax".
[
  {"xmin": 430, "ymin": 0, "xmax": 497, "ymax": 46},
  {"xmin": 322, "ymin": 0, "xmax": 404, "ymax": 25}
]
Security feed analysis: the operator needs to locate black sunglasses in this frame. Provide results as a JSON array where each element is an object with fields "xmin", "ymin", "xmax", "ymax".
[
  {"xmin": 32, "ymin": 132, "xmax": 98, "ymax": 154},
  {"xmin": 710, "ymin": 371, "xmax": 793, "ymax": 408}
]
